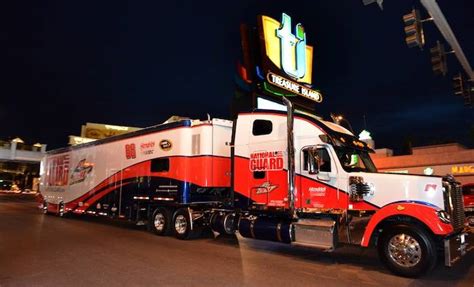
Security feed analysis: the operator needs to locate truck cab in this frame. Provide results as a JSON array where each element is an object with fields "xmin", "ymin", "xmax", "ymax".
[{"xmin": 230, "ymin": 103, "xmax": 468, "ymax": 277}]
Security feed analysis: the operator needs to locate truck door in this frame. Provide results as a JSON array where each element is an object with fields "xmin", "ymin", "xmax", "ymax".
[
  {"xmin": 299, "ymin": 145, "xmax": 343, "ymax": 210},
  {"xmin": 247, "ymin": 118, "xmax": 288, "ymax": 209}
]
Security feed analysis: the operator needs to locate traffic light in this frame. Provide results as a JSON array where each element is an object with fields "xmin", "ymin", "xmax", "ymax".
[
  {"xmin": 403, "ymin": 9, "xmax": 425, "ymax": 49},
  {"xmin": 464, "ymin": 84, "xmax": 473, "ymax": 107},
  {"xmin": 452, "ymin": 73, "xmax": 465, "ymax": 97},
  {"xmin": 452, "ymin": 73, "xmax": 473, "ymax": 107},
  {"xmin": 430, "ymin": 41, "xmax": 448, "ymax": 76}
]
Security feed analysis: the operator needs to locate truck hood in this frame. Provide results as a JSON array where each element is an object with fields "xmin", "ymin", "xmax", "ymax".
[{"xmin": 351, "ymin": 172, "xmax": 445, "ymax": 210}]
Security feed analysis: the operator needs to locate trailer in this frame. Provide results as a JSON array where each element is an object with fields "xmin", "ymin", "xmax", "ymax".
[
  {"xmin": 40, "ymin": 100, "xmax": 470, "ymax": 277},
  {"xmin": 40, "ymin": 117, "xmax": 233, "ymax": 238}
]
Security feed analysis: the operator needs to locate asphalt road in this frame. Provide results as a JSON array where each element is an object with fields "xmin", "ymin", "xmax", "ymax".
[{"xmin": 0, "ymin": 193, "xmax": 473, "ymax": 287}]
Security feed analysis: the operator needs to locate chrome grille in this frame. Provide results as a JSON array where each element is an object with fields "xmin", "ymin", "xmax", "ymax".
[
  {"xmin": 452, "ymin": 184, "xmax": 465, "ymax": 229},
  {"xmin": 443, "ymin": 177, "xmax": 465, "ymax": 230}
]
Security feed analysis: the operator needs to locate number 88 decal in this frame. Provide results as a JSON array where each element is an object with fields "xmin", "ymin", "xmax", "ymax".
[{"xmin": 125, "ymin": 144, "xmax": 136, "ymax": 159}]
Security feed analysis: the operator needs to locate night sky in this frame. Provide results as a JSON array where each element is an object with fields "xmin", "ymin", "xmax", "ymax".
[{"xmin": 1, "ymin": 0, "xmax": 473, "ymax": 151}]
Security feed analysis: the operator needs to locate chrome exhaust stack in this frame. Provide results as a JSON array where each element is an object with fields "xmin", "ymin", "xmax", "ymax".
[{"xmin": 282, "ymin": 97, "xmax": 296, "ymax": 219}]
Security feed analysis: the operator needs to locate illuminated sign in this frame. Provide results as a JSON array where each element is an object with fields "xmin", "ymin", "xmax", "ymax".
[
  {"xmin": 105, "ymin": 125, "xmax": 129, "ymax": 131},
  {"xmin": 68, "ymin": 136, "xmax": 96, "ymax": 146},
  {"xmin": 276, "ymin": 13, "xmax": 307, "ymax": 79},
  {"xmin": 260, "ymin": 13, "xmax": 322, "ymax": 103},
  {"xmin": 451, "ymin": 165, "xmax": 474, "ymax": 174},
  {"xmin": 267, "ymin": 72, "xmax": 321, "ymax": 102},
  {"xmin": 81, "ymin": 123, "xmax": 141, "ymax": 140}
]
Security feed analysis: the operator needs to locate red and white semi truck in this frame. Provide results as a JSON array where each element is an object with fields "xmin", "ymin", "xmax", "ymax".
[{"xmin": 40, "ymin": 99, "xmax": 469, "ymax": 277}]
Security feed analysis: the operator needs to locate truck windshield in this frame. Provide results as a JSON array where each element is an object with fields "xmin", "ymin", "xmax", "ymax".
[{"xmin": 334, "ymin": 147, "xmax": 377, "ymax": 173}]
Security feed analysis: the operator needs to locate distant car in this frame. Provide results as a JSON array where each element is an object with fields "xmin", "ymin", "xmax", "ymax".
[
  {"xmin": 463, "ymin": 183, "xmax": 474, "ymax": 226},
  {"xmin": 0, "ymin": 180, "xmax": 13, "ymax": 192}
]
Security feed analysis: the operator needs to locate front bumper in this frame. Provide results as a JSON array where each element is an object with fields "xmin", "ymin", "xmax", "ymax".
[{"xmin": 444, "ymin": 229, "xmax": 472, "ymax": 266}]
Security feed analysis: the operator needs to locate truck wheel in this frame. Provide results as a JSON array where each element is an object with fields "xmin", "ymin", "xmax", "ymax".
[
  {"xmin": 150, "ymin": 208, "xmax": 172, "ymax": 236},
  {"xmin": 173, "ymin": 208, "xmax": 192, "ymax": 240},
  {"xmin": 378, "ymin": 224, "xmax": 437, "ymax": 277}
]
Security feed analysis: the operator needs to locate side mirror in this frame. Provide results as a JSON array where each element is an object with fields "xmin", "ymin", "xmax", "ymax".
[{"xmin": 307, "ymin": 148, "xmax": 320, "ymax": 175}]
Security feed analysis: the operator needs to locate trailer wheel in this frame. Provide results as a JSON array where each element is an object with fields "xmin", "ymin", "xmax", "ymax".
[
  {"xmin": 42, "ymin": 201, "xmax": 49, "ymax": 214},
  {"xmin": 58, "ymin": 201, "xmax": 65, "ymax": 217},
  {"xmin": 378, "ymin": 224, "xmax": 437, "ymax": 277},
  {"xmin": 173, "ymin": 208, "xmax": 192, "ymax": 240},
  {"xmin": 150, "ymin": 208, "xmax": 172, "ymax": 236}
]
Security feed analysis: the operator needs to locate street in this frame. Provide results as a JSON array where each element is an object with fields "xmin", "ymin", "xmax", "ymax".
[{"xmin": 0, "ymin": 194, "xmax": 473, "ymax": 287}]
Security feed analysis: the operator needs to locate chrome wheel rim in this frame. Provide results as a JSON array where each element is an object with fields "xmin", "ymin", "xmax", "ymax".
[
  {"xmin": 154, "ymin": 213, "xmax": 165, "ymax": 232},
  {"xmin": 175, "ymin": 215, "xmax": 187, "ymax": 234},
  {"xmin": 59, "ymin": 202, "xmax": 64, "ymax": 216},
  {"xmin": 387, "ymin": 233, "xmax": 422, "ymax": 268}
]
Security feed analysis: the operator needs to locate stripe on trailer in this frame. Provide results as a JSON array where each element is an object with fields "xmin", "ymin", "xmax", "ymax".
[
  {"xmin": 73, "ymin": 181, "xmax": 133, "ymax": 213},
  {"xmin": 65, "ymin": 155, "xmax": 230, "ymax": 206}
]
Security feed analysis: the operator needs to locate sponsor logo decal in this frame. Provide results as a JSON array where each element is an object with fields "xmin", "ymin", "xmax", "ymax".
[
  {"xmin": 45, "ymin": 154, "xmax": 70, "ymax": 187},
  {"xmin": 309, "ymin": 186, "xmax": 326, "ymax": 197},
  {"xmin": 424, "ymin": 184, "xmax": 437, "ymax": 192},
  {"xmin": 125, "ymin": 143, "xmax": 137, "ymax": 159},
  {"xmin": 70, "ymin": 159, "xmax": 93, "ymax": 185},
  {"xmin": 254, "ymin": 181, "xmax": 278, "ymax": 194},
  {"xmin": 140, "ymin": 141, "xmax": 155, "ymax": 155},
  {"xmin": 159, "ymin": 139, "xmax": 172, "ymax": 151},
  {"xmin": 249, "ymin": 151, "xmax": 284, "ymax": 171}
]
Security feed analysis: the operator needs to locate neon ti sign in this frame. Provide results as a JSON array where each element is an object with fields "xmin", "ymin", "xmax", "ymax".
[
  {"xmin": 260, "ymin": 13, "xmax": 322, "ymax": 102},
  {"xmin": 276, "ymin": 13, "xmax": 307, "ymax": 79}
]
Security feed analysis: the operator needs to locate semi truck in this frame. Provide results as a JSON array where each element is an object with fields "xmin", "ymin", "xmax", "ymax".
[{"xmin": 39, "ymin": 98, "xmax": 470, "ymax": 277}]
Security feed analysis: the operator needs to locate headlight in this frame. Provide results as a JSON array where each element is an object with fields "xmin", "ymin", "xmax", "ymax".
[{"xmin": 437, "ymin": 210, "xmax": 451, "ymax": 224}]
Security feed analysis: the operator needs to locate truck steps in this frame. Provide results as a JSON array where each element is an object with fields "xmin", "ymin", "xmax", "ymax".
[{"xmin": 292, "ymin": 219, "xmax": 336, "ymax": 250}]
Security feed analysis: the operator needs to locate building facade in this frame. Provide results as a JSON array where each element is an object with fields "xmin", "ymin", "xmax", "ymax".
[
  {"xmin": 371, "ymin": 143, "xmax": 474, "ymax": 185},
  {"xmin": 0, "ymin": 139, "xmax": 46, "ymax": 191}
]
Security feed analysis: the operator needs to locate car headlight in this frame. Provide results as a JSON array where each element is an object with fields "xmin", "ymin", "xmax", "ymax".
[{"xmin": 437, "ymin": 210, "xmax": 451, "ymax": 224}]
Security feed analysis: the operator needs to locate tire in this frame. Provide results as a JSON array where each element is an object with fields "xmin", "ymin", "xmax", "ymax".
[
  {"xmin": 149, "ymin": 208, "xmax": 172, "ymax": 236},
  {"xmin": 378, "ymin": 224, "xmax": 437, "ymax": 277},
  {"xmin": 58, "ymin": 201, "xmax": 65, "ymax": 217},
  {"xmin": 42, "ymin": 201, "xmax": 49, "ymax": 215},
  {"xmin": 173, "ymin": 208, "xmax": 192, "ymax": 240}
]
